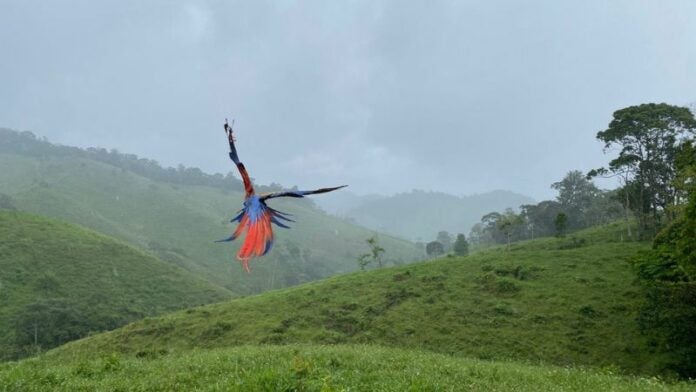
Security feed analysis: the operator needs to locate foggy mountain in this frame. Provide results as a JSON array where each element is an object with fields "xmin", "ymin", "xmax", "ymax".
[
  {"xmin": 317, "ymin": 189, "xmax": 534, "ymax": 241},
  {"xmin": 313, "ymin": 190, "xmax": 387, "ymax": 216}
]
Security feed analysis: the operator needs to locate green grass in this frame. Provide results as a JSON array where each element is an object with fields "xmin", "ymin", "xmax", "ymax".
[
  {"xmin": 0, "ymin": 210, "xmax": 232, "ymax": 360},
  {"xmin": 0, "ymin": 151, "xmax": 422, "ymax": 294},
  {"xmin": 1, "ymin": 345, "xmax": 692, "ymax": 391},
  {"xmin": 40, "ymin": 222, "xmax": 661, "ymax": 375}
]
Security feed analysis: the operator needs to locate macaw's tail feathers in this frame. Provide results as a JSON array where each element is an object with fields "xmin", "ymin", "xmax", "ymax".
[
  {"xmin": 236, "ymin": 212, "xmax": 274, "ymax": 269},
  {"xmin": 216, "ymin": 214, "xmax": 250, "ymax": 243},
  {"xmin": 238, "ymin": 257, "xmax": 251, "ymax": 273}
]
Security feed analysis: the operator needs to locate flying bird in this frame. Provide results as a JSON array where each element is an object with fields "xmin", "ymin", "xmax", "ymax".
[{"xmin": 217, "ymin": 119, "xmax": 346, "ymax": 272}]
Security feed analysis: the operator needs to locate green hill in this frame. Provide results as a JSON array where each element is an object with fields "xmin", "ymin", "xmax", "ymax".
[
  {"xmin": 0, "ymin": 129, "xmax": 422, "ymax": 294},
  {"xmin": 0, "ymin": 210, "xmax": 232, "ymax": 360},
  {"xmin": 38, "ymin": 222, "xmax": 661, "ymax": 375},
  {"xmin": 2, "ymin": 345, "xmax": 691, "ymax": 392}
]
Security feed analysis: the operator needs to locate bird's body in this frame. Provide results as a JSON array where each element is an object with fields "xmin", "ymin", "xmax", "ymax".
[{"xmin": 217, "ymin": 120, "xmax": 346, "ymax": 272}]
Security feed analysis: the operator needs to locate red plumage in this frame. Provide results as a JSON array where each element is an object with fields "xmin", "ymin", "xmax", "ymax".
[{"xmin": 236, "ymin": 211, "xmax": 273, "ymax": 272}]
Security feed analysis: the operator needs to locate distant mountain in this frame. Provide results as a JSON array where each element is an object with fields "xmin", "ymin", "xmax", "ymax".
[
  {"xmin": 0, "ymin": 128, "xmax": 423, "ymax": 294},
  {"xmin": 314, "ymin": 190, "xmax": 386, "ymax": 216},
  {"xmin": 0, "ymin": 210, "xmax": 232, "ymax": 360},
  {"xmin": 319, "ymin": 189, "xmax": 534, "ymax": 241}
]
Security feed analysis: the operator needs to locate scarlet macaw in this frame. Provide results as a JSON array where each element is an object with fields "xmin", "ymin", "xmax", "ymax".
[{"xmin": 217, "ymin": 120, "xmax": 346, "ymax": 272}]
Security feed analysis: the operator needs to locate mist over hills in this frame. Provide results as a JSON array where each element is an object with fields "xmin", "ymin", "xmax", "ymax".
[
  {"xmin": 317, "ymin": 189, "xmax": 535, "ymax": 241},
  {"xmin": 312, "ymin": 190, "xmax": 387, "ymax": 216},
  {"xmin": 0, "ymin": 128, "xmax": 422, "ymax": 294}
]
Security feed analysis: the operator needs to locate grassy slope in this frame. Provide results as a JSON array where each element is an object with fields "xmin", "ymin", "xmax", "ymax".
[
  {"xmin": 0, "ymin": 210, "xmax": 232, "ymax": 360},
  {"xmin": 44, "ymin": 222, "xmax": 660, "ymax": 375},
  {"xmin": 0, "ymin": 152, "xmax": 422, "ymax": 294},
  {"xmin": 2, "ymin": 345, "xmax": 691, "ymax": 392}
]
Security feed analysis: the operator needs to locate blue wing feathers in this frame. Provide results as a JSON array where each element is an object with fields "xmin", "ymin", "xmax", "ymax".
[
  {"xmin": 263, "ymin": 238, "xmax": 274, "ymax": 255},
  {"xmin": 268, "ymin": 207, "xmax": 293, "ymax": 217},
  {"xmin": 273, "ymin": 213, "xmax": 294, "ymax": 222},
  {"xmin": 230, "ymin": 210, "xmax": 245, "ymax": 222},
  {"xmin": 270, "ymin": 216, "xmax": 291, "ymax": 228}
]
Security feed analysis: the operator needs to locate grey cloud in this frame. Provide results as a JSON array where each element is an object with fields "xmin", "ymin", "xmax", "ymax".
[{"xmin": 1, "ymin": 0, "xmax": 695, "ymax": 199}]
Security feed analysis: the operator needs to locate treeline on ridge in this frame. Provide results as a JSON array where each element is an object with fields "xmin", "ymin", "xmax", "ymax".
[{"xmin": 0, "ymin": 128, "xmax": 274, "ymax": 194}]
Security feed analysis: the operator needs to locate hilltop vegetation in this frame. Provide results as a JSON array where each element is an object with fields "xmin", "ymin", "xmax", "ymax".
[
  {"xmin": 0, "ymin": 129, "xmax": 422, "ymax": 294},
  {"xmin": 43, "ymin": 222, "xmax": 660, "ymax": 375},
  {"xmin": 0, "ymin": 211, "xmax": 232, "ymax": 360},
  {"xmin": 2, "ymin": 345, "xmax": 691, "ymax": 392}
]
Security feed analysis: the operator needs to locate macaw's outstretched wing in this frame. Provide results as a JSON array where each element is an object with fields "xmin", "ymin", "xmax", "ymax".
[
  {"xmin": 260, "ymin": 185, "xmax": 347, "ymax": 201},
  {"xmin": 225, "ymin": 121, "xmax": 255, "ymax": 197}
]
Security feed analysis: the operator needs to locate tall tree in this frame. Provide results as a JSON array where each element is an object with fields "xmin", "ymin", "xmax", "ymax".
[
  {"xmin": 436, "ymin": 231, "xmax": 453, "ymax": 252},
  {"xmin": 453, "ymin": 233, "xmax": 469, "ymax": 256},
  {"xmin": 520, "ymin": 201, "xmax": 563, "ymax": 238},
  {"xmin": 12, "ymin": 299, "xmax": 88, "ymax": 355},
  {"xmin": 468, "ymin": 222, "xmax": 492, "ymax": 245},
  {"xmin": 426, "ymin": 241, "xmax": 444, "ymax": 257},
  {"xmin": 477, "ymin": 210, "xmax": 525, "ymax": 246},
  {"xmin": 554, "ymin": 213, "xmax": 568, "ymax": 238},
  {"xmin": 551, "ymin": 170, "xmax": 599, "ymax": 229},
  {"xmin": 480, "ymin": 212, "xmax": 503, "ymax": 243},
  {"xmin": 497, "ymin": 209, "xmax": 524, "ymax": 247},
  {"xmin": 357, "ymin": 235, "xmax": 385, "ymax": 270},
  {"xmin": 584, "ymin": 189, "xmax": 624, "ymax": 228},
  {"xmin": 591, "ymin": 103, "xmax": 696, "ymax": 236}
]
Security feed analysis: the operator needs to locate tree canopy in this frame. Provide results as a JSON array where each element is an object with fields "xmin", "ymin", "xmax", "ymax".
[
  {"xmin": 453, "ymin": 234, "xmax": 469, "ymax": 256},
  {"xmin": 591, "ymin": 103, "xmax": 696, "ymax": 235}
]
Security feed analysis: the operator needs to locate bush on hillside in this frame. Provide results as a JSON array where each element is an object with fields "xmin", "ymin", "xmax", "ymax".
[
  {"xmin": 12, "ymin": 298, "xmax": 91, "ymax": 355},
  {"xmin": 0, "ymin": 193, "xmax": 16, "ymax": 210}
]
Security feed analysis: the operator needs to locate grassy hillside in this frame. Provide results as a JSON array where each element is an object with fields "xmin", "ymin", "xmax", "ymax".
[
  {"xmin": 42, "ymin": 222, "xmax": 661, "ymax": 375},
  {"xmin": 2, "ymin": 345, "xmax": 691, "ymax": 392},
  {"xmin": 0, "ymin": 211, "xmax": 232, "ymax": 360},
  {"xmin": 0, "ymin": 129, "xmax": 423, "ymax": 294},
  {"xmin": 331, "ymin": 189, "xmax": 535, "ymax": 241}
]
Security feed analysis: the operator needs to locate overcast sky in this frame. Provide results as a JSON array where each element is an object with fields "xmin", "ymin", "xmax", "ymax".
[{"xmin": 1, "ymin": 1, "xmax": 695, "ymax": 200}]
